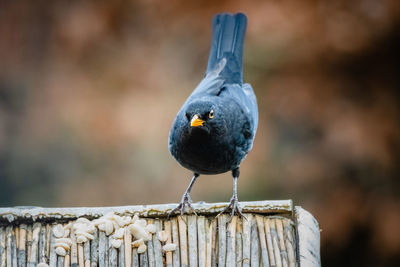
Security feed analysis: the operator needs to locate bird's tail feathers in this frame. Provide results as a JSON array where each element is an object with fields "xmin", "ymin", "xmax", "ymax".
[{"xmin": 206, "ymin": 13, "xmax": 247, "ymax": 84}]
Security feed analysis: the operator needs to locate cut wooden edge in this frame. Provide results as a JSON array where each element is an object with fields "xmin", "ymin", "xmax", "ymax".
[
  {"xmin": 0, "ymin": 200, "xmax": 293, "ymax": 223},
  {"xmin": 294, "ymin": 206, "xmax": 320, "ymax": 267}
]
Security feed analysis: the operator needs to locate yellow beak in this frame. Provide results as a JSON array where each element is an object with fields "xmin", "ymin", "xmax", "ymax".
[{"xmin": 190, "ymin": 114, "xmax": 204, "ymax": 127}]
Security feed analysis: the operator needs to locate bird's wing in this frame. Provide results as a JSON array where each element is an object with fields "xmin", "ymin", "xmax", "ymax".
[
  {"xmin": 186, "ymin": 58, "xmax": 227, "ymax": 101},
  {"xmin": 242, "ymin": 83, "xmax": 258, "ymax": 133},
  {"xmin": 221, "ymin": 83, "xmax": 258, "ymax": 134}
]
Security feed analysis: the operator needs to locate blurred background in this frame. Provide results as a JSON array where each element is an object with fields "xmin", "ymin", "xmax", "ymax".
[{"xmin": 0, "ymin": 0, "xmax": 399, "ymax": 265}]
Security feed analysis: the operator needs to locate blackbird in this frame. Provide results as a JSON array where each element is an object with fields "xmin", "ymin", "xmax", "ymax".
[{"xmin": 168, "ymin": 13, "xmax": 258, "ymax": 219}]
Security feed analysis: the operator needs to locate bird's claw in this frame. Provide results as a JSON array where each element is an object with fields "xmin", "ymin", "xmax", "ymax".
[
  {"xmin": 217, "ymin": 195, "xmax": 244, "ymax": 223},
  {"xmin": 168, "ymin": 192, "xmax": 197, "ymax": 219}
]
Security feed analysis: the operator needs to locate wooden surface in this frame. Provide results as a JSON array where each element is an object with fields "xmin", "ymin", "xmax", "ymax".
[
  {"xmin": 0, "ymin": 200, "xmax": 320, "ymax": 267},
  {"xmin": 0, "ymin": 200, "xmax": 292, "ymax": 224},
  {"xmin": 295, "ymin": 207, "xmax": 321, "ymax": 267}
]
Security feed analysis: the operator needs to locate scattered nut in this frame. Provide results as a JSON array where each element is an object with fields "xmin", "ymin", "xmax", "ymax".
[
  {"xmin": 113, "ymin": 228, "xmax": 125, "ymax": 239},
  {"xmin": 137, "ymin": 219, "xmax": 147, "ymax": 227},
  {"xmin": 72, "ymin": 217, "xmax": 96, "ymax": 244},
  {"xmin": 75, "ymin": 230, "xmax": 94, "ymax": 239},
  {"xmin": 132, "ymin": 239, "xmax": 144, "ymax": 248},
  {"xmin": 104, "ymin": 220, "xmax": 114, "ymax": 236},
  {"xmin": 158, "ymin": 230, "xmax": 168, "ymax": 242},
  {"xmin": 97, "ymin": 222, "xmax": 106, "ymax": 232},
  {"xmin": 162, "ymin": 243, "xmax": 177, "ymax": 252},
  {"xmin": 129, "ymin": 224, "xmax": 152, "ymax": 241},
  {"xmin": 52, "ymin": 224, "xmax": 64, "ymax": 238},
  {"xmin": 76, "ymin": 235, "xmax": 88, "ymax": 244},
  {"xmin": 113, "ymin": 215, "xmax": 126, "ymax": 228},
  {"xmin": 137, "ymin": 244, "xmax": 147, "ymax": 254},
  {"xmin": 92, "ymin": 218, "xmax": 103, "ymax": 226},
  {"xmin": 54, "ymin": 242, "xmax": 70, "ymax": 250},
  {"xmin": 76, "ymin": 217, "xmax": 91, "ymax": 224},
  {"xmin": 131, "ymin": 214, "xmax": 139, "ymax": 223},
  {"xmin": 122, "ymin": 216, "xmax": 132, "ymax": 225},
  {"xmin": 55, "ymin": 238, "xmax": 73, "ymax": 246},
  {"xmin": 54, "ymin": 238, "xmax": 73, "ymax": 251},
  {"xmin": 64, "ymin": 222, "xmax": 73, "ymax": 230},
  {"xmin": 111, "ymin": 239, "xmax": 123, "ymax": 249},
  {"xmin": 55, "ymin": 247, "xmax": 67, "ymax": 256},
  {"xmin": 111, "ymin": 220, "xmax": 120, "ymax": 232},
  {"xmin": 63, "ymin": 228, "xmax": 70, "ymax": 238},
  {"xmin": 104, "ymin": 212, "xmax": 115, "ymax": 218},
  {"xmin": 145, "ymin": 224, "xmax": 156, "ymax": 234},
  {"xmin": 53, "ymin": 212, "xmax": 158, "ymax": 257}
]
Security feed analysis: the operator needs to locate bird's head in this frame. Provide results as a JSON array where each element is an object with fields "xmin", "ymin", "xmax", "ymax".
[{"xmin": 184, "ymin": 101, "xmax": 222, "ymax": 135}]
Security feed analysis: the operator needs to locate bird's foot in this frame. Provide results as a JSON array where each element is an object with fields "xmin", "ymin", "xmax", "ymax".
[
  {"xmin": 168, "ymin": 192, "xmax": 197, "ymax": 218},
  {"xmin": 217, "ymin": 195, "xmax": 244, "ymax": 223}
]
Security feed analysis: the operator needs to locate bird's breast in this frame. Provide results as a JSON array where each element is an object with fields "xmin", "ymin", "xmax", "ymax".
[{"xmin": 170, "ymin": 128, "xmax": 238, "ymax": 174}]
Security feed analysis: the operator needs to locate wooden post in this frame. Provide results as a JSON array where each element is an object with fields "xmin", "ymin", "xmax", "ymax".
[{"xmin": 0, "ymin": 200, "xmax": 320, "ymax": 267}]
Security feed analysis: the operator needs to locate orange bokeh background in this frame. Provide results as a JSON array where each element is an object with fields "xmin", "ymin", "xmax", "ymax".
[{"xmin": 1, "ymin": 1, "xmax": 399, "ymax": 266}]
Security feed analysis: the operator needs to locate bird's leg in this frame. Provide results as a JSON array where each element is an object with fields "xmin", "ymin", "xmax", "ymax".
[
  {"xmin": 168, "ymin": 173, "xmax": 199, "ymax": 218},
  {"xmin": 217, "ymin": 168, "xmax": 244, "ymax": 222}
]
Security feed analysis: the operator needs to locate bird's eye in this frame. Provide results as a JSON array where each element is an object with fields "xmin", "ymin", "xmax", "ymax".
[{"xmin": 209, "ymin": 110, "xmax": 214, "ymax": 119}]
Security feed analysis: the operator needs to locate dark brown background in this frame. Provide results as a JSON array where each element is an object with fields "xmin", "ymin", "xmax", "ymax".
[{"xmin": 1, "ymin": 0, "xmax": 399, "ymax": 266}]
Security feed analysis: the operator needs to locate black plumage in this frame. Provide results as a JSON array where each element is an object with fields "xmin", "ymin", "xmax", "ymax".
[{"xmin": 168, "ymin": 13, "xmax": 258, "ymax": 219}]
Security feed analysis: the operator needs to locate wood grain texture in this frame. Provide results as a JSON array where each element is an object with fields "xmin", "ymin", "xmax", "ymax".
[{"xmin": 0, "ymin": 201, "xmax": 321, "ymax": 267}]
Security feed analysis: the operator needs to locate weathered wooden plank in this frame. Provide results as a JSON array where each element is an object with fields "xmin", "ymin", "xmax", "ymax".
[
  {"xmin": 276, "ymin": 219, "xmax": 288, "ymax": 267},
  {"xmin": 84, "ymin": 239, "xmax": 91, "ymax": 267},
  {"xmin": 295, "ymin": 207, "xmax": 320, "ymax": 267},
  {"xmin": 264, "ymin": 217, "xmax": 276, "ymax": 267},
  {"xmin": 91, "ymin": 228, "xmax": 99, "ymax": 267},
  {"xmin": 28, "ymin": 223, "xmax": 40, "ymax": 267},
  {"xmin": 98, "ymin": 231, "xmax": 107, "ymax": 267},
  {"xmin": 217, "ymin": 215, "xmax": 227, "ymax": 266},
  {"xmin": 49, "ymin": 225, "xmax": 57, "ymax": 267},
  {"xmin": 196, "ymin": 216, "xmax": 206, "ymax": 267},
  {"xmin": 250, "ymin": 217, "xmax": 260, "ymax": 267},
  {"xmin": 226, "ymin": 216, "xmax": 237, "ymax": 267},
  {"xmin": 124, "ymin": 226, "xmax": 131, "ymax": 267},
  {"xmin": 270, "ymin": 218, "xmax": 282, "ymax": 267},
  {"xmin": 17, "ymin": 224, "xmax": 26, "ymax": 267},
  {"xmin": 283, "ymin": 218, "xmax": 296, "ymax": 267},
  {"xmin": 177, "ymin": 216, "xmax": 188, "ymax": 267},
  {"xmin": 187, "ymin": 216, "xmax": 198, "ymax": 267},
  {"xmin": 0, "ymin": 226, "xmax": 5, "ymax": 267},
  {"xmin": 235, "ymin": 222, "xmax": 243, "ymax": 267},
  {"xmin": 164, "ymin": 220, "xmax": 173, "ymax": 267},
  {"xmin": 153, "ymin": 220, "xmax": 163, "ymax": 267},
  {"xmin": 131, "ymin": 247, "xmax": 139, "ymax": 267},
  {"xmin": 256, "ymin": 215, "xmax": 269, "ymax": 267},
  {"xmin": 170, "ymin": 218, "xmax": 180, "ymax": 267},
  {"xmin": 242, "ymin": 214, "xmax": 252, "ymax": 267},
  {"xmin": 38, "ymin": 224, "xmax": 46, "ymax": 264}
]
